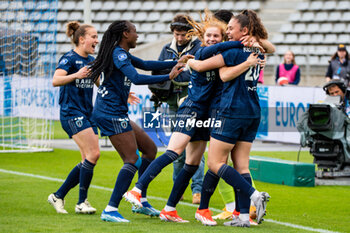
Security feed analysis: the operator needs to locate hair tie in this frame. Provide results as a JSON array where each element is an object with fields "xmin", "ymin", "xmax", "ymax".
[{"xmin": 170, "ymin": 22, "xmax": 192, "ymax": 29}]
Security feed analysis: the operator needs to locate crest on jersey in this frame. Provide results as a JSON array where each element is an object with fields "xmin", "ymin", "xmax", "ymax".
[
  {"xmin": 59, "ymin": 58, "xmax": 68, "ymax": 65},
  {"xmin": 74, "ymin": 116, "xmax": 84, "ymax": 128},
  {"xmin": 118, "ymin": 53, "xmax": 127, "ymax": 61},
  {"xmin": 121, "ymin": 119, "xmax": 128, "ymax": 129}
]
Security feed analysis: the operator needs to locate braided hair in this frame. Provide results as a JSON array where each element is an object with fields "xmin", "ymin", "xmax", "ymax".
[
  {"xmin": 234, "ymin": 9, "xmax": 268, "ymax": 42},
  {"xmin": 89, "ymin": 20, "xmax": 129, "ymax": 82}
]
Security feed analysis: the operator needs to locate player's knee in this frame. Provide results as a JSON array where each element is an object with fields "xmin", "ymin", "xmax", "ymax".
[
  {"xmin": 207, "ymin": 160, "xmax": 220, "ymax": 174},
  {"xmin": 234, "ymin": 163, "xmax": 249, "ymax": 174},
  {"xmin": 148, "ymin": 145, "xmax": 158, "ymax": 159},
  {"xmin": 209, "ymin": 159, "xmax": 228, "ymax": 174},
  {"xmin": 86, "ymin": 150, "xmax": 100, "ymax": 164},
  {"xmin": 140, "ymin": 144, "xmax": 157, "ymax": 160},
  {"xmin": 149, "ymin": 143, "xmax": 158, "ymax": 157},
  {"xmin": 124, "ymin": 154, "xmax": 140, "ymax": 166},
  {"xmin": 238, "ymin": 168, "xmax": 250, "ymax": 174}
]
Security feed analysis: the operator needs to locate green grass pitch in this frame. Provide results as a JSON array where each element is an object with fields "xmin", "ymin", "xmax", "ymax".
[{"xmin": 0, "ymin": 149, "xmax": 349, "ymax": 232}]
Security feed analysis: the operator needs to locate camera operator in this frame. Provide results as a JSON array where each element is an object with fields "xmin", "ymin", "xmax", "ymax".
[
  {"xmin": 323, "ymin": 80, "xmax": 350, "ymax": 116},
  {"xmin": 150, "ymin": 14, "xmax": 201, "ymax": 108},
  {"xmin": 150, "ymin": 14, "xmax": 203, "ymax": 204},
  {"xmin": 297, "ymin": 80, "xmax": 350, "ymax": 174},
  {"xmin": 325, "ymin": 44, "xmax": 350, "ymax": 86}
]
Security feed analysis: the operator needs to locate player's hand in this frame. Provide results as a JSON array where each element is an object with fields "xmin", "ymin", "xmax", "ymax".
[
  {"xmin": 169, "ymin": 63, "xmax": 185, "ymax": 80},
  {"xmin": 247, "ymin": 53, "xmax": 259, "ymax": 67},
  {"xmin": 187, "ymin": 58, "xmax": 194, "ymax": 66},
  {"xmin": 75, "ymin": 66, "xmax": 91, "ymax": 79},
  {"xmin": 258, "ymin": 55, "xmax": 266, "ymax": 70},
  {"xmin": 128, "ymin": 92, "xmax": 140, "ymax": 105},
  {"xmin": 240, "ymin": 36, "xmax": 266, "ymax": 53},
  {"xmin": 184, "ymin": 62, "xmax": 193, "ymax": 74},
  {"xmin": 240, "ymin": 35, "xmax": 256, "ymax": 47},
  {"xmin": 187, "ymin": 58, "xmax": 198, "ymax": 70},
  {"xmin": 178, "ymin": 54, "xmax": 195, "ymax": 64},
  {"xmin": 251, "ymin": 41, "xmax": 265, "ymax": 53}
]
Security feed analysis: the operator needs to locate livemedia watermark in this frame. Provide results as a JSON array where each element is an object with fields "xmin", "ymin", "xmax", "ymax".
[{"xmin": 143, "ymin": 109, "xmax": 222, "ymax": 130}]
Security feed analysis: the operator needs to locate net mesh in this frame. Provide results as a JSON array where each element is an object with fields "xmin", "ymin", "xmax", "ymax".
[{"xmin": 0, "ymin": 0, "xmax": 58, "ymax": 152}]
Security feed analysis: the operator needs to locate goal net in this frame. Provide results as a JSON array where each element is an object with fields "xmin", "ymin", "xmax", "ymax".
[{"xmin": 0, "ymin": 0, "xmax": 58, "ymax": 152}]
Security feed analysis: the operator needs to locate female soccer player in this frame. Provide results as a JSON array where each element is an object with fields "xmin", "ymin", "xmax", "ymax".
[
  {"xmin": 48, "ymin": 21, "xmax": 99, "ymax": 214},
  {"xmin": 123, "ymin": 11, "xmax": 259, "ymax": 223},
  {"xmin": 88, "ymin": 20, "xmax": 186, "ymax": 223},
  {"xmin": 212, "ymin": 10, "xmax": 259, "ymax": 224},
  {"xmin": 187, "ymin": 10, "xmax": 273, "ymax": 227}
]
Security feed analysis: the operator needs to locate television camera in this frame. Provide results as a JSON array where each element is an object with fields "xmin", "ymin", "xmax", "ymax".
[
  {"xmin": 297, "ymin": 89, "xmax": 350, "ymax": 178},
  {"xmin": 148, "ymin": 67, "xmax": 174, "ymax": 110}
]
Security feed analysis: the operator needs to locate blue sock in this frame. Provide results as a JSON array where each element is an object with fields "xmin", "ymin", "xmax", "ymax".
[
  {"xmin": 138, "ymin": 158, "xmax": 153, "ymax": 198},
  {"xmin": 108, "ymin": 163, "xmax": 138, "ymax": 208},
  {"xmin": 167, "ymin": 164, "xmax": 199, "ymax": 207},
  {"xmin": 55, "ymin": 162, "xmax": 82, "ymax": 199},
  {"xmin": 234, "ymin": 188, "xmax": 240, "ymax": 212},
  {"xmin": 199, "ymin": 170, "xmax": 219, "ymax": 210},
  {"xmin": 135, "ymin": 150, "xmax": 178, "ymax": 191},
  {"xmin": 78, "ymin": 159, "xmax": 95, "ymax": 204},
  {"xmin": 217, "ymin": 164, "xmax": 255, "ymax": 197},
  {"xmin": 238, "ymin": 173, "xmax": 252, "ymax": 214}
]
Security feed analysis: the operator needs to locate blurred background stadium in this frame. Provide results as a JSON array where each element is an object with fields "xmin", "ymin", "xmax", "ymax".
[
  {"xmin": 2, "ymin": 0, "xmax": 349, "ymax": 84},
  {"xmin": 1, "ymin": 0, "xmax": 349, "ymax": 151},
  {"xmin": 54, "ymin": 0, "xmax": 350, "ymax": 86},
  {"xmin": 1, "ymin": 2, "xmax": 350, "ymax": 232}
]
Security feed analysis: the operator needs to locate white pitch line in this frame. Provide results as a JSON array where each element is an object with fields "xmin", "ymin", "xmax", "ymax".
[
  {"xmin": 264, "ymin": 219, "xmax": 339, "ymax": 233},
  {"xmin": 0, "ymin": 168, "xmax": 340, "ymax": 233}
]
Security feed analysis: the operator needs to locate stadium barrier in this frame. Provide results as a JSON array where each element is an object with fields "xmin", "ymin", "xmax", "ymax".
[
  {"xmin": 250, "ymin": 155, "xmax": 315, "ymax": 187},
  {"xmin": 128, "ymin": 84, "xmax": 326, "ymax": 145},
  {"xmin": 1, "ymin": 79, "xmax": 327, "ymax": 145}
]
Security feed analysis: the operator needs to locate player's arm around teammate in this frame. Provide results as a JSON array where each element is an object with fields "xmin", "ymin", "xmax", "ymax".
[
  {"xmin": 88, "ymin": 20, "xmax": 184, "ymax": 223},
  {"xmin": 188, "ymin": 10, "xmax": 273, "ymax": 227},
  {"xmin": 124, "ymin": 10, "xmax": 248, "ymax": 224},
  {"xmin": 48, "ymin": 21, "xmax": 100, "ymax": 215},
  {"xmin": 187, "ymin": 38, "xmax": 273, "ymax": 74}
]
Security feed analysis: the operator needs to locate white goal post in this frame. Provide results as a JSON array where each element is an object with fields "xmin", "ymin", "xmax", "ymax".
[{"xmin": 0, "ymin": 0, "xmax": 58, "ymax": 152}]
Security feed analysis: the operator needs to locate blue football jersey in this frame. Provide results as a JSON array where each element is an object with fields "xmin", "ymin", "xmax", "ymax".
[
  {"xmin": 56, "ymin": 50, "xmax": 95, "ymax": 119},
  {"xmin": 220, "ymin": 47, "xmax": 262, "ymax": 118},
  {"xmin": 210, "ymin": 78, "xmax": 223, "ymax": 112},
  {"xmin": 188, "ymin": 41, "xmax": 244, "ymax": 109},
  {"xmin": 93, "ymin": 46, "xmax": 171, "ymax": 117},
  {"xmin": 187, "ymin": 46, "xmax": 220, "ymax": 107}
]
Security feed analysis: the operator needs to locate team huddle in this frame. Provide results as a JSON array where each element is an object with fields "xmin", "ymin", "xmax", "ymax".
[{"xmin": 48, "ymin": 8, "xmax": 275, "ymax": 228}]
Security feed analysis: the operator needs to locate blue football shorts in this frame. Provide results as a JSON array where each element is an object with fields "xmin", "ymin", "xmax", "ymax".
[
  {"xmin": 208, "ymin": 106, "xmax": 220, "ymax": 133},
  {"xmin": 92, "ymin": 113, "xmax": 132, "ymax": 137},
  {"xmin": 211, "ymin": 116, "xmax": 261, "ymax": 144},
  {"xmin": 60, "ymin": 115, "xmax": 98, "ymax": 138},
  {"xmin": 174, "ymin": 98, "xmax": 210, "ymax": 142}
]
